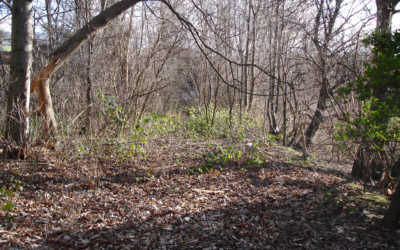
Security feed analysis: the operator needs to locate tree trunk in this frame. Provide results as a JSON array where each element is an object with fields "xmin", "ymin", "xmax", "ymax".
[
  {"xmin": 77, "ymin": 0, "xmax": 96, "ymax": 135},
  {"xmin": 267, "ymin": 2, "xmax": 279, "ymax": 135},
  {"xmin": 30, "ymin": 0, "xmax": 143, "ymax": 138},
  {"xmin": 85, "ymin": 40, "xmax": 93, "ymax": 134},
  {"xmin": 376, "ymin": 0, "xmax": 398, "ymax": 33},
  {"xmin": 352, "ymin": 146, "xmax": 386, "ymax": 182},
  {"xmin": 247, "ymin": 0, "xmax": 257, "ymax": 112},
  {"xmin": 5, "ymin": 0, "xmax": 33, "ymax": 157},
  {"xmin": 304, "ymin": 79, "xmax": 328, "ymax": 147},
  {"xmin": 383, "ymin": 179, "xmax": 400, "ymax": 229}
]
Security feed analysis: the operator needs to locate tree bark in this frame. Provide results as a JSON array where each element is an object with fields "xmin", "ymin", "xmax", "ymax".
[
  {"xmin": 376, "ymin": 0, "xmax": 398, "ymax": 33},
  {"xmin": 383, "ymin": 180, "xmax": 400, "ymax": 229},
  {"xmin": 247, "ymin": 0, "xmax": 258, "ymax": 112},
  {"xmin": 383, "ymin": 159, "xmax": 400, "ymax": 228},
  {"xmin": 5, "ymin": 0, "xmax": 33, "ymax": 157},
  {"xmin": 267, "ymin": 1, "xmax": 279, "ymax": 135},
  {"xmin": 30, "ymin": 0, "xmax": 144, "ymax": 138},
  {"xmin": 304, "ymin": 78, "xmax": 329, "ymax": 147}
]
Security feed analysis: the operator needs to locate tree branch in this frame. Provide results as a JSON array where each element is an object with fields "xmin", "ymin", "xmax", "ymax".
[
  {"xmin": 31, "ymin": 0, "xmax": 149, "ymax": 93},
  {"xmin": 0, "ymin": 0, "xmax": 11, "ymax": 10}
]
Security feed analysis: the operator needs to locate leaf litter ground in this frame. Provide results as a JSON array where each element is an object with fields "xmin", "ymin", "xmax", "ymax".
[{"xmin": 0, "ymin": 137, "xmax": 399, "ymax": 249}]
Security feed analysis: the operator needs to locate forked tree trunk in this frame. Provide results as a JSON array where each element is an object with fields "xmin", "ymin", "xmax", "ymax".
[
  {"xmin": 6, "ymin": 0, "xmax": 33, "ymax": 157},
  {"xmin": 30, "ymin": 0, "xmax": 146, "ymax": 138}
]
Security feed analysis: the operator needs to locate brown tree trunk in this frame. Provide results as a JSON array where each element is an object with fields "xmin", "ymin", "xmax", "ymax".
[
  {"xmin": 30, "ymin": 0, "xmax": 144, "ymax": 138},
  {"xmin": 352, "ymin": 146, "xmax": 386, "ymax": 182},
  {"xmin": 267, "ymin": 1, "xmax": 279, "ymax": 135},
  {"xmin": 376, "ymin": 0, "xmax": 397, "ymax": 33},
  {"xmin": 304, "ymin": 78, "xmax": 329, "ymax": 147},
  {"xmin": 76, "ymin": 0, "xmax": 96, "ymax": 135},
  {"xmin": 383, "ymin": 179, "xmax": 400, "ymax": 229},
  {"xmin": 6, "ymin": 0, "xmax": 34, "ymax": 157},
  {"xmin": 85, "ymin": 40, "xmax": 93, "ymax": 134},
  {"xmin": 247, "ymin": 0, "xmax": 258, "ymax": 112}
]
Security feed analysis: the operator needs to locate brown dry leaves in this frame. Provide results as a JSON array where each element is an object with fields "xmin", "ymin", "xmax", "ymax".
[{"xmin": 0, "ymin": 138, "xmax": 399, "ymax": 249}]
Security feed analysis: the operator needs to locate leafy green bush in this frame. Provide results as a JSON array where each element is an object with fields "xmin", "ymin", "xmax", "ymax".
[
  {"xmin": 181, "ymin": 106, "xmax": 260, "ymax": 139},
  {"xmin": 144, "ymin": 113, "xmax": 181, "ymax": 136},
  {"xmin": 186, "ymin": 146, "xmax": 241, "ymax": 174},
  {"xmin": 74, "ymin": 106, "xmax": 263, "ymax": 164},
  {"xmin": 98, "ymin": 93, "xmax": 129, "ymax": 135},
  {"xmin": 1, "ymin": 187, "xmax": 15, "ymax": 215},
  {"xmin": 0, "ymin": 179, "xmax": 22, "ymax": 220},
  {"xmin": 185, "ymin": 143, "xmax": 265, "ymax": 175},
  {"xmin": 76, "ymin": 118, "xmax": 149, "ymax": 164},
  {"xmin": 336, "ymin": 31, "xmax": 400, "ymax": 152}
]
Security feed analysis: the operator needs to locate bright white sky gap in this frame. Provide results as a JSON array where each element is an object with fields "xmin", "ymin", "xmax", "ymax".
[{"xmin": 0, "ymin": 1, "xmax": 399, "ymax": 39}]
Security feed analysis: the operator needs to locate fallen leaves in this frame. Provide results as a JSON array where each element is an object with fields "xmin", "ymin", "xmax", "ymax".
[{"xmin": 0, "ymin": 138, "xmax": 398, "ymax": 249}]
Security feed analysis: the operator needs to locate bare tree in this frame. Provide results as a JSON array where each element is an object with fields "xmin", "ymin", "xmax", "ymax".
[
  {"xmin": 74, "ymin": 0, "xmax": 96, "ymax": 135},
  {"xmin": 5, "ymin": 0, "xmax": 33, "ymax": 157},
  {"xmin": 30, "ymin": 0, "xmax": 148, "ymax": 138},
  {"xmin": 301, "ymin": 0, "xmax": 343, "ymax": 147}
]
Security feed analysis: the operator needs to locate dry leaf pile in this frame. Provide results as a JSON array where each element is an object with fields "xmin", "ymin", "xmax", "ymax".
[{"xmin": 0, "ymin": 138, "xmax": 399, "ymax": 249}]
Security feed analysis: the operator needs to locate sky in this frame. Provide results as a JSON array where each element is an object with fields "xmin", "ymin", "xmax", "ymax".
[
  {"xmin": 0, "ymin": 1, "xmax": 399, "ymax": 38},
  {"xmin": 0, "ymin": 17, "xmax": 10, "ymax": 33},
  {"xmin": 395, "ymin": 15, "xmax": 400, "ymax": 30}
]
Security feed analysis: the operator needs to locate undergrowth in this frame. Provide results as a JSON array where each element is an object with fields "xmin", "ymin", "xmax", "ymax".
[
  {"xmin": 186, "ymin": 143, "xmax": 266, "ymax": 175},
  {"xmin": 71, "ymin": 106, "xmax": 266, "ymax": 164},
  {"xmin": 0, "ymin": 177, "xmax": 23, "ymax": 221}
]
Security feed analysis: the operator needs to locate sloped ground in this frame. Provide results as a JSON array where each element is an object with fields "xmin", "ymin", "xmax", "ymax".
[{"xmin": 0, "ymin": 137, "xmax": 399, "ymax": 249}]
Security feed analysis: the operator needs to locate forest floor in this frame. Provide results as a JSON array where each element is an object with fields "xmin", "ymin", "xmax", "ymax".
[{"xmin": 0, "ymin": 135, "xmax": 399, "ymax": 249}]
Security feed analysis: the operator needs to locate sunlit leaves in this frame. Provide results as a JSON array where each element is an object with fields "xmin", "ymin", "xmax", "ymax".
[{"xmin": 336, "ymin": 31, "xmax": 400, "ymax": 150}]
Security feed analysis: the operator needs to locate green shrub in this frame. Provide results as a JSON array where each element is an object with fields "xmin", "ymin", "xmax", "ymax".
[
  {"xmin": 144, "ymin": 113, "xmax": 181, "ymax": 136},
  {"xmin": 0, "ymin": 179, "xmax": 22, "ymax": 220},
  {"xmin": 181, "ymin": 106, "xmax": 260, "ymax": 139},
  {"xmin": 336, "ymin": 31, "xmax": 400, "ymax": 152}
]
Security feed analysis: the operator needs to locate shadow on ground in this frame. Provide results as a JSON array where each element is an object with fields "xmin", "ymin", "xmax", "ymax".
[
  {"xmin": 1, "ymin": 171, "xmax": 397, "ymax": 249},
  {"xmin": 0, "ymin": 146, "xmax": 397, "ymax": 249}
]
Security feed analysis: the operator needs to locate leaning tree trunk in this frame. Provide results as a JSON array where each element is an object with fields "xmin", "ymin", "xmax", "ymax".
[
  {"xmin": 304, "ymin": 79, "xmax": 329, "ymax": 147},
  {"xmin": 30, "ymin": 0, "xmax": 145, "ymax": 138},
  {"xmin": 5, "ymin": 0, "xmax": 34, "ymax": 158},
  {"xmin": 351, "ymin": 0, "xmax": 399, "ymax": 181},
  {"xmin": 301, "ymin": 0, "xmax": 342, "ymax": 148}
]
